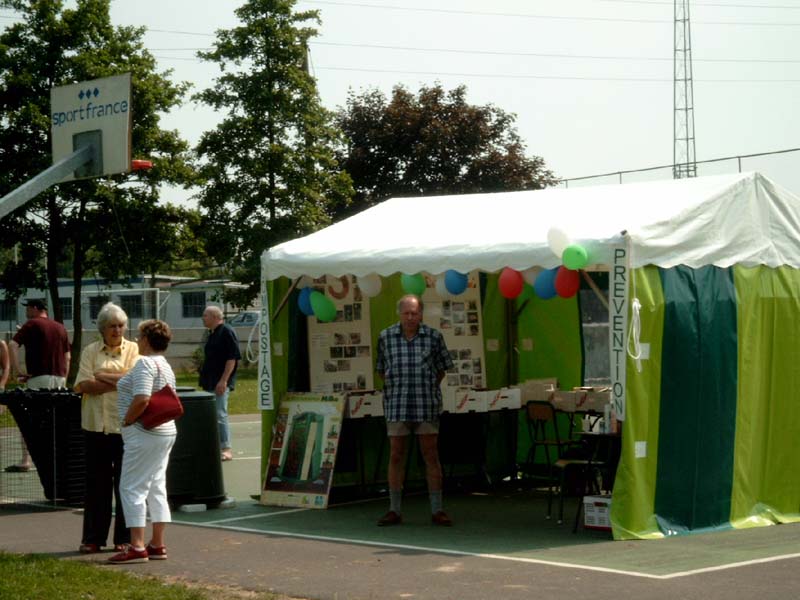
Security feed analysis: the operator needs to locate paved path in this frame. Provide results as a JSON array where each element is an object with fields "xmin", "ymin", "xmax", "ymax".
[{"xmin": 2, "ymin": 415, "xmax": 800, "ymax": 599}]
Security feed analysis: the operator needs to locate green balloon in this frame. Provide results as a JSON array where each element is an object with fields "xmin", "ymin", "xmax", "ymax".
[
  {"xmin": 401, "ymin": 273, "xmax": 426, "ymax": 296},
  {"xmin": 519, "ymin": 283, "xmax": 536, "ymax": 301},
  {"xmin": 562, "ymin": 244, "xmax": 589, "ymax": 270},
  {"xmin": 309, "ymin": 291, "xmax": 337, "ymax": 322}
]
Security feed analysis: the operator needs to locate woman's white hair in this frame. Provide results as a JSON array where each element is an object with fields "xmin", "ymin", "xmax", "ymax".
[{"xmin": 96, "ymin": 302, "xmax": 128, "ymax": 333}]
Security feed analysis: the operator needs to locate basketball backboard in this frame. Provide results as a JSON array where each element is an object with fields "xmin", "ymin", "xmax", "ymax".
[{"xmin": 50, "ymin": 73, "xmax": 132, "ymax": 180}]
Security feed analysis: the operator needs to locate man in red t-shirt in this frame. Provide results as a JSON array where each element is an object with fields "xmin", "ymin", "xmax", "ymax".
[{"xmin": 7, "ymin": 299, "xmax": 71, "ymax": 471}]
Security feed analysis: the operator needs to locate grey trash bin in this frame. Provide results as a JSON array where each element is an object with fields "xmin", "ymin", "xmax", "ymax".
[{"xmin": 166, "ymin": 390, "xmax": 225, "ymax": 506}]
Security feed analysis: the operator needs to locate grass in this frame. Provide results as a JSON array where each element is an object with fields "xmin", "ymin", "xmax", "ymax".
[
  {"xmin": 0, "ymin": 552, "xmax": 296, "ymax": 600},
  {"xmin": 175, "ymin": 366, "xmax": 259, "ymax": 416}
]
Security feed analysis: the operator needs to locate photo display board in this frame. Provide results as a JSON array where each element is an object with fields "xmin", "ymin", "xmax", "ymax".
[
  {"xmin": 261, "ymin": 392, "xmax": 345, "ymax": 509},
  {"xmin": 308, "ymin": 275, "xmax": 374, "ymax": 394},
  {"xmin": 421, "ymin": 271, "xmax": 486, "ymax": 395}
]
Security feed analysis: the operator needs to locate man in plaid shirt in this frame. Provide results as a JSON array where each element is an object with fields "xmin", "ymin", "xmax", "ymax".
[{"xmin": 375, "ymin": 294, "xmax": 454, "ymax": 526}]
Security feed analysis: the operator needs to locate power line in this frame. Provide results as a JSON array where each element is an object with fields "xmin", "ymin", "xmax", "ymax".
[
  {"xmin": 150, "ymin": 41, "xmax": 800, "ymax": 65},
  {"xmin": 299, "ymin": 0, "xmax": 800, "ymax": 26}
]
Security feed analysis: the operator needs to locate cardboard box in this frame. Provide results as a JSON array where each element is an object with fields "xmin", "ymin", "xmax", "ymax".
[
  {"xmin": 345, "ymin": 391, "xmax": 384, "ymax": 418},
  {"xmin": 487, "ymin": 387, "xmax": 521, "ymax": 411},
  {"xmin": 519, "ymin": 378, "xmax": 558, "ymax": 403},
  {"xmin": 583, "ymin": 495, "xmax": 611, "ymax": 530},
  {"xmin": 442, "ymin": 388, "xmax": 489, "ymax": 414},
  {"xmin": 551, "ymin": 390, "xmax": 588, "ymax": 412},
  {"xmin": 582, "ymin": 388, "xmax": 612, "ymax": 412}
]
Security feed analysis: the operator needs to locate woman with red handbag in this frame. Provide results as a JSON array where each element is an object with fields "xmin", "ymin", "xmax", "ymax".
[{"xmin": 110, "ymin": 319, "xmax": 177, "ymax": 564}]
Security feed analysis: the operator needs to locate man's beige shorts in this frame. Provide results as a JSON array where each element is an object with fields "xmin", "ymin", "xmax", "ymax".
[{"xmin": 386, "ymin": 420, "xmax": 439, "ymax": 436}]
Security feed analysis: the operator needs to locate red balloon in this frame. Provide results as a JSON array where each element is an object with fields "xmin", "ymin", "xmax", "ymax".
[
  {"xmin": 554, "ymin": 266, "xmax": 580, "ymax": 298},
  {"xmin": 498, "ymin": 267, "xmax": 524, "ymax": 299}
]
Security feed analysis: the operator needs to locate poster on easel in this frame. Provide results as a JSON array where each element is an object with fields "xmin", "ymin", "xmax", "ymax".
[
  {"xmin": 420, "ymin": 271, "xmax": 486, "ymax": 396},
  {"xmin": 308, "ymin": 275, "xmax": 374, "ymax": 394},
  {"xmin": 261, "ymin": 392, "xmax": 345, "ymax": 509}
]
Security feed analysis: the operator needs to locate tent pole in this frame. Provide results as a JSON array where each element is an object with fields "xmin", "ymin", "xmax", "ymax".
[
  {"xmin": 581, "ymin": 270, "xmax": 609, "ymax": 311},
  {"xmin": 271, "ymin": 277, "xmax": 302, "ymax": 322}
]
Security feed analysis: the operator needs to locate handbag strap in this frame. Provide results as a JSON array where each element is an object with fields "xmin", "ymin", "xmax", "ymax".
[{"xmin": 149, "ymin": 356, "xmax": 171, "ymax": 392}]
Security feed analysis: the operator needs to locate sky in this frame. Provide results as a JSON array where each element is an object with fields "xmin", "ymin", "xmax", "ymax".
[{"xmin": 11, "ymin": 0, "xmax": 800, "ymax": 203}]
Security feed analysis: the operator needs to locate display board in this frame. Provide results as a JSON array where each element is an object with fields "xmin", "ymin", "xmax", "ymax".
[
  {"xmin": 308, "ymin": 275, "xmax": 374, "ymax": 394},
  {"xmin": 261, "ymin": 392, "xmax": 345, "ymax": 508},
  {"xmin": 422, "ymin": 272, "xmax": 486, "ymax": 396}
]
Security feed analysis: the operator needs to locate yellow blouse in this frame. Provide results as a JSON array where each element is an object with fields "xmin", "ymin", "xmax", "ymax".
[{"xmin": 75, "ymin": 338, "xmax": 139, "ymax": 433}]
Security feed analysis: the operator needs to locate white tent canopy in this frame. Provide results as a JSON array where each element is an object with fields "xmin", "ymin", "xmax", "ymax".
[{"xmin": 262, "ymin": 172, "xmax": 800, "ymax": 280}]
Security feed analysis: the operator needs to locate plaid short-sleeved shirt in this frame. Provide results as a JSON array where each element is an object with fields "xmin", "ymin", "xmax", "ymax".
[{"xmin": 376, "ymin": 323, "xmax": 454, "ymax": 422}]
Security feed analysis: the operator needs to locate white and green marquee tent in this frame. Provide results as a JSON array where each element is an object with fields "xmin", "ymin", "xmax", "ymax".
[{"xmin": 259, "ymin": 171, "xmax": 800, "ymax": 539}]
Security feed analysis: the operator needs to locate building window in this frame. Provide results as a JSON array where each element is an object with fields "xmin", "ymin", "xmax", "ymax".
[
  {"xmin": 0, "ymin": 299, "xmax": 14, "ymax": 322},
  {"xmin": 59, "ymin": 297, "xmax": 73, "ymax": 321},
  {"xmin": 580, "ymin": 272, "xmax": 610, "ymax": 386},
  {"xmin": 119, "ymin": 294, "xmax": 144, "ymax": 319},
  {"xmin": 89, "ymin": 295, "xmax": 110, "ymax": 320},
  {"xmin": 182, "ymin": 291, "xmax": 206, "ymax": 318}
]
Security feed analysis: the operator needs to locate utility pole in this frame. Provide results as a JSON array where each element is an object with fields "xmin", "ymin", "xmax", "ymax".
[{"xmin": 673, "ymin": 0, "xmax": 697, "ymax": 178}]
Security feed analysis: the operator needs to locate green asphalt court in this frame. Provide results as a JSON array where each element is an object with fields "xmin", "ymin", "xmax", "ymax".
[{"xmin": 175, "ymin": 415, "xmax": 800, "ymax": 581}]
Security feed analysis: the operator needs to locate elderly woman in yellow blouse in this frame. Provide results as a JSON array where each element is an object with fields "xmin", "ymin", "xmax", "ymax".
[{"xmin": 74, "ymin": 302, "xmax": 139, "ymax": 554}]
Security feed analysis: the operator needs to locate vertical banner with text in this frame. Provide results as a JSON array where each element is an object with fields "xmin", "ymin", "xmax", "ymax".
[
  {"xmin": 609, "ymin": 243, "xmax": 629, "ymax": 421},
  {"xmin": 259, "ymin": 275, "xmax": 274, "ymax": 410}
]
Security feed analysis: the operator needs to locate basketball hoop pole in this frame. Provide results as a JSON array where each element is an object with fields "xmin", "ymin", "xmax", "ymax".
[{"xmin": 0, "ymin": 142, "xmax": 98, "ymax": 220}]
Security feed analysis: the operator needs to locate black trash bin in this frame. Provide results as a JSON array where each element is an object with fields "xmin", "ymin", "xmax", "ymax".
[
  {"xmin": 0, "ymin": 389, "xmax": 85, "ymax": 506},
  {"xmin": 166, "ymin": 390, "xmax": 225, "ymax": 506}
]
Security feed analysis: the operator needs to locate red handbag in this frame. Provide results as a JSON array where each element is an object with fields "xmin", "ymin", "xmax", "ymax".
[{"xmin": 138, "ymin": 359, "xmax": 184, "ymax": 429}]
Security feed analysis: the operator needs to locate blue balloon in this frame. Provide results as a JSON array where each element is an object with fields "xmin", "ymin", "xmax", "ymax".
[
  {"xmin": 444, "ymin": 270, "xmax": 468, "ymax": 295},
  {"xmin": 533, "ymin": 267, "xmax": 558, "ymax": 300},
  {"xmin": 298, "ymin": 287, "xmax": 314, "ymax": 316}
]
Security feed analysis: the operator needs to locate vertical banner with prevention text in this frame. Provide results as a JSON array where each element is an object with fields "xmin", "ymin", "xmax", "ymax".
[{"xmin": 609, "ymin": 243, "xmax": 628, "ymax": 421}]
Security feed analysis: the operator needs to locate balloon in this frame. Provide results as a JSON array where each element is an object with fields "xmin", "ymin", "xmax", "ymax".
[
  {"xmin": 498, "ymin": 267, "xmax": 524, "ymax": 299},
  {"xmin": 434, "ymin": 274, "xmax": 451, "ymax": 299},
  {"xmin": 547, "ymin": 227, "xmax": 571, "ymax": 258},
  {"xmin": 309, "ymin": 291, "xmax": 337, "ymax": 322},
  {"xmin": 519, "ymin": 283, "xmax": 536, "ymax": 301},
  {"xmin": 522, "ymin": 267, "xmax": 539, "ymax": 286},
  {"xmin": 298, "ymin": 286, "xmax": 314, "ymax": 316},
  {"xmin": 358, "ymin": 273, "xmax": 382, "ymax": 297},
  {"xmin": 554, "ymin": 266, "xmax": 581, "ymax": 298},
  {"xmin": 562, "ymin": 244, "xmax": 589, "ymax": 270},
  {"xmin": 444, "ymin": 269, "xmax": 468, "ymax": 295},
  {"xmin": 533, "ymin": 267, "xmax": 558, "ymax": 299},
  {"xmin": 401, "ymin": 273, "xmax": 426, "ymax": 296}
]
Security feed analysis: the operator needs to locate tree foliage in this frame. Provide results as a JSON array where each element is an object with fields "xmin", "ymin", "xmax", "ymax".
[
  {"xmin": 334, "ymin": 84, "xmax": 558, "ymax": 217},
  {"xmin": 195, "ymin": 0, "xmax": 353, "ymax": 304},
  {"xmin": 0, "ymin": 0, "xmax": 198, "ymax": 378}
]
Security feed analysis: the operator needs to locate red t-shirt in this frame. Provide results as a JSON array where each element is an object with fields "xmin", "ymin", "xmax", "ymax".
[{"xmin": 12, "ymin": 317, "xmax": 70, "ymax": 377}]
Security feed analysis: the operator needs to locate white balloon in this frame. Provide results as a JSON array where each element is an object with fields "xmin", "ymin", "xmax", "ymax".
[
  {"xmin": 522, "ymin": 267, "xmax": 540, "ymax": 286},
  {"xmin": 296, "ymin": 275, "xmax": 313, "ymax": 289},
  {"xmin": 358, "ymin": 273, "xmax": 382, "ymax": 297},
  {"xmin": 547, "ymin": 227, "xmax": 571, "ymax": 258},
  {"xmin": 435, "ymin": 274, "xmax": 452, "ymax": 299}
]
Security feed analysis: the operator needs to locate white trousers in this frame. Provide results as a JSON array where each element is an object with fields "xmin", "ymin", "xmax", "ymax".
[
  {"xmin": 120, "ymin": 427, "xmax": 176, "ymax": 528},
  {"xmin": 27, "ymin": 375, "xmax": 66, "ymax": 389}
]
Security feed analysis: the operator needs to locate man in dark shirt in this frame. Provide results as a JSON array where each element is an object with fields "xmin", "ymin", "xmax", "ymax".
[
  {"xmin": 199, "ymin": 306, "xmax": 241, "ymax": 461},
  {"xmin": 8, "ymin": 298, "xmax": 71, "ymax": 471}
]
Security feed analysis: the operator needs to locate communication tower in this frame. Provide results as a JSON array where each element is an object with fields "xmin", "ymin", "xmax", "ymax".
[{"xmin": 673, "ymin": 0, "xmax": 697, "ymax": 178}]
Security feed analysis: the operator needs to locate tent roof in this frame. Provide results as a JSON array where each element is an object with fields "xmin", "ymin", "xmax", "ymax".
[{"xmin": 262, "ymin": 172, "xmax": 800, "ymax": 280}]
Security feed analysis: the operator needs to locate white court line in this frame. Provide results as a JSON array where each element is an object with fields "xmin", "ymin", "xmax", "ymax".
[
  {"xmin": 201, "ymin": 507, "xmax": 309, "ymax": 524},
  {"xmin": 179, "ymin": 519, "xmax": 800, "ymax": 580}
]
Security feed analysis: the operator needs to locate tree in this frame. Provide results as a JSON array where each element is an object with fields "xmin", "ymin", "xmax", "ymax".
[
  {"xmin": 334, "ymin": 83, "xmax": 558, "ymax": 217},
  {"xmin": 195, "ymin": 0, "xmax": 353, "ymax": 305},
  {"xmin": 0, "ymin": 0, "xmax": 197, "ymax": 379}
]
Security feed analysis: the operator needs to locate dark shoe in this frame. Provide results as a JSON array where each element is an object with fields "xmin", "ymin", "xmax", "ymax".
[
  {"xmin": 146, "ymin": 544, "xmax": 167, "ymax": 560},
  {"xmin": 4, "ymin": 464, "xmax": 32, "ymax": 473},
  {"xmin": 431, "ymin": 510, "xmax": 453, "ymax": 526},
  {"xmin": 108, "ymin": 546, "xmax": 148, "ymax": 564},
  {"xmin": 79, "ymin": 543, "xmax": 101, "ymax": 554},
  {"xmin": 377, "ymin": 510, "xmax": 402, "ymax": 526}
]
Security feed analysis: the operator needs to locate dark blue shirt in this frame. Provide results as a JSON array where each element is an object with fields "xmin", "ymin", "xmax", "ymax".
[
  {"xmin": 199, "ymin": 323, "xmax": 241, "ymax": 391},
  {"xmin": 376, "ymin": 323, "xmax": 453, "ymax": 422}
]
